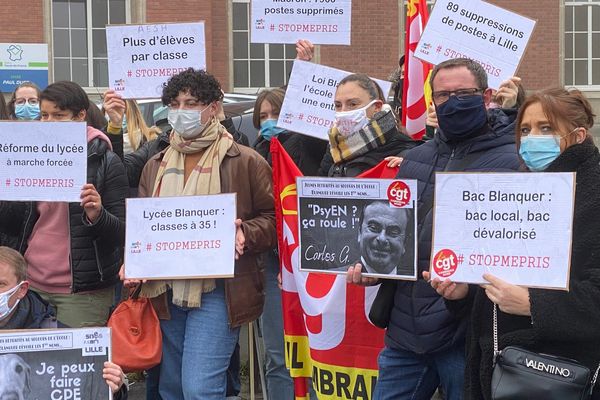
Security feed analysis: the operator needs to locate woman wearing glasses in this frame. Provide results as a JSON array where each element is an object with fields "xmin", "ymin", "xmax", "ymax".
[
  {"xmin": 428, "ymin": 88, "xmax": 600, "ymax": 399},
  {"xmin": 7, "ymin": 81, "xmax": 42, "ymax": 120}
]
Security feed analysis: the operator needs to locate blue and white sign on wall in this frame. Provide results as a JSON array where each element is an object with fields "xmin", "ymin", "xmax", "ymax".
[{"xmin": 0, "ymin": 43, "xmax": 48, "ymax": 92}]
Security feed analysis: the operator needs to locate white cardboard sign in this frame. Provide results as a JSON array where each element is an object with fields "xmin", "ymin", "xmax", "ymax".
[
  {"xmin": 0, "ymin": 121, "xmax": 87, "ymax": 202},
  {"xmin": 250, "ymin": 0, "xmax": 351, "ymax": 45},
  {"xmin": 277, "ymin": 60, "xmax": 392, "ymax": 140},
  {"xmin": 430, "ymin": 172, "xmax": 575, "ymax": 290},
  {"xmin": 124, "ymin": 194, "xmax": 236, "ymax": 280},
  {"xmin": 106, "ymin": 22, "xmax": 206, "ymax": 99},
  {"xmin": 415, "ymin": 0, "xmax": 536, "ymax": 89}
]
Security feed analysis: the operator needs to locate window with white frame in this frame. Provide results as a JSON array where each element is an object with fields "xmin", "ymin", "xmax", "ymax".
[
  {"xmin": 52, "ymin": 0, "xmax": 129, "ymax": 88},
  {"xmin": 565, "ymin": 0, "xmax": 600, "ymax": 87},
  {"xmin": 232, "ymin": 0, "xmax": 296, "ymax": 92}
]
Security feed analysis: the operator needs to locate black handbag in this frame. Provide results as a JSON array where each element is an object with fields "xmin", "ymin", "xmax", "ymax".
[{"xmin": 491, "ymin": 304, "xmax": 600, "ymax": 400}]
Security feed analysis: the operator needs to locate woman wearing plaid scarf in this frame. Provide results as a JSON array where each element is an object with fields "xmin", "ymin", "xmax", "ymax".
[{"xmin": 318, "ymin": 73, "xmax": 419, "ymax": 178}]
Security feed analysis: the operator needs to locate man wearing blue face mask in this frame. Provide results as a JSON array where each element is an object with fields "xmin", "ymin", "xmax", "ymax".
[{"xmin": 348, "ymin": 58, "xmax": 521, "ymax": 400}]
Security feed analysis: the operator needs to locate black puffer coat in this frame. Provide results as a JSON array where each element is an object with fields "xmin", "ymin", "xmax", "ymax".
[
  {"xmin": 456, "ymin": 141, "xmax": 600, "ymax": 400},
  {"xmin": 387, "ymin": 109, "xmax": 521, "ymax": 355},
  {"xmin": 0, "ymin": 137, "xmax": 128, "ymax": 293},
  {"xmin": 254, "ymin": 131, "xmax": 327, "ymax": 176}
]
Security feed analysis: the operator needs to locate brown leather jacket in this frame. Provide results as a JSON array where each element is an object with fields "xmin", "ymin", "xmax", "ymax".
[{"xmin": 138, "ymin": 142, "xmax": 276, "ymax": 327}]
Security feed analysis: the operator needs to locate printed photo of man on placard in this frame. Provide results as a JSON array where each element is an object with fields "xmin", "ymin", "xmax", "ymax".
[
  {"xmin": 299, "ymin": 197, "xmax": 416, "ymax": 280},
  {"xmin": 356, "ymin": 200, "xmax": 414, "ymax": 277}
]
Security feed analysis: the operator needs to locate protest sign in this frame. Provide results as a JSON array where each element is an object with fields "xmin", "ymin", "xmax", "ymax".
[
  {"xmin": 0, "ymin": 43, "xmax": 48, "ymax": 92},
  {"xmin": 0, "ymin": 327, "xmax": 111, "ymax": 399},
  {"xmin": 277, "ymin": 60, "xmax": 392, "ymax": 140},
  {"xmin": 415, "ymin": 0, "xmax": 536, "ymax": 88},
  {"xmin": 297, "ymin": 177, "xmax": 417, "ymax": 280},
  {"xmin": 125, "ymin": 194, "xmax": 236, "ymax": 279},
  {"xmin": 0, "ymin": 121, "xmax": 87, "ymax": 202},
  {"xmin": 430, "ymin": 172, "xmax": 575, "ymax": 289},
  {"xmin": 250, "ymin": 0, "xmax": 351, "ymax": 45},
  {"xmin": 106, "ymin": 22, "xmax": 206, "ymax": 98}
]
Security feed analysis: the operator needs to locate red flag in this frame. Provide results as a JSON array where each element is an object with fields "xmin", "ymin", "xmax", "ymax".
[
  {"xmin": 402, "ymin": 0, "xmax": 432, "ymax": 140},
  {"xmin": 271, "ymin": 138, "xmax": 399, "ymax": 399}
]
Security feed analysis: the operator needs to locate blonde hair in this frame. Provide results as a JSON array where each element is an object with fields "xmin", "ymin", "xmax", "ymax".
[
  {"xmin": 0, "ymin": 247, "xmax": 27, "ymax": 282},
  {"xmin": 125, "ymin": 100, "xmax": 161, "ymax": 151}
]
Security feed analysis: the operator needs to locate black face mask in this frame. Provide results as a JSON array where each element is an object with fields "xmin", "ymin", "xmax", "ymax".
[{"xmin": 436, "ymin": 95, "xmax": 488, "ymax": 141}]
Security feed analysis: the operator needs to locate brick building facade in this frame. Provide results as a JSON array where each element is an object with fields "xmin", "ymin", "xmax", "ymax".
[{"xmin": 0, "ymin": 1, "xmax": 582, "ymax": 102}]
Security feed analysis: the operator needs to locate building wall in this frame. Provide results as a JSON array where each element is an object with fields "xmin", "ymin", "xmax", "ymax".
[
  {"xmin": 0, "ymin": 2, "xmax": 45, "ymax": 43},
  {"xmin": 0, "ymin": 0, "xmax": 568, "ymax": 94},
  {"xmin": 490, "ymin": 0, "xmax": 561, "ymax": 91},
  {"xmin": 146, "ymin": 0, "xmax": 231, "ymax": 89},
  {"xmin": 320, "ymin": 0, "xmax": 400, "ymax": 81}
]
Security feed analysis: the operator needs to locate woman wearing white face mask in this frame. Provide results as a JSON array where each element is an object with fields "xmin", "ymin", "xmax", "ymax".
[
  {"xmin": 122, "ymin": 68, "xmax": 276, "ymax": 399},
  {"xmin": 318, "ymin": 73, "xmax": 418, "ymax": 177}
]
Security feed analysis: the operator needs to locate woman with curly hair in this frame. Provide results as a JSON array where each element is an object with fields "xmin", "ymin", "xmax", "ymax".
[{"xmin": 123, "ymin": 68, "xmax": 276, "ymax": 399}]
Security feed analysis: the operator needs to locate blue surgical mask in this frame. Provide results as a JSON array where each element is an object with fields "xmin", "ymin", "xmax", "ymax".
[
  {"xmin": 436, "ymin": 95, "xmax": 488, "ymax": 140},
  {"xmin": 15, "ymin": 103, "xmax": 40, "ymax": 120},
  {"xmin": 260, "ymin": 119, "xmax": 285, "ymax": 141},
  {"xmin": 519, "ymin": 135, "xmax": 561, "ymax": 171}
]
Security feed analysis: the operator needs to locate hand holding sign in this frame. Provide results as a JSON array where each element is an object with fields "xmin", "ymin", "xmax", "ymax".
[
  {"xmin": 494, "ymin": 76, "xmax": 521, "ymax": 108},
  {"xmin": 80, "ymin": 184, "xmax": 102, "ymax": 223},
  {"xmin": 102, "ymin": 90, "xmax": 126, "ymax": 127},
  {"xmin": 235, "ymin": 218, "xmax": 245, "ymax": 260},
  {"xmin": 295, "ymin": 39, "xmax": 314, "ymax": 61},
  {"xmin": 102, "ymin": 362, "xmax": 126, "ymax": 394},
  {"xmin": 423, "ymin": 270, "xmax": 469, "ymax": 301},
  {"xmin": 481, "ymin": 273, "xmax": 531, "ymax": 316}
]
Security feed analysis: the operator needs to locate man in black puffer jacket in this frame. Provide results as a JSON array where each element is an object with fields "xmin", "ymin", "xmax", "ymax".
[
  {"xmin": 349, "ymin": 58, "xmax": 521, "ymax": 400},
  {"xmin": 0, "ymin": 81, "xmax": 128, "ymax": 329}
]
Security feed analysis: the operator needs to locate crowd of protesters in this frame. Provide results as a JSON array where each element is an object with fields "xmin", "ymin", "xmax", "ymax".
[{"xmin": 0, "ymin": 34, "xmax": 599, "ymax": 400}]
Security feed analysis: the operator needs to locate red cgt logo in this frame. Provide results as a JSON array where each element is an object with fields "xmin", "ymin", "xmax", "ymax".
[
  {"xmin": 387, "ymin": 180, "xmax": 411, "ymax": 208},
  {"xmin": 433, "ymin": 249, "xmax": 458, "ymax": 278}
]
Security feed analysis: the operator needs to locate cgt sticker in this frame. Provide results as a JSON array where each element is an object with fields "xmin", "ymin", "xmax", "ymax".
[
  {"xmin": 387, "ymin": 181, "xmax": 411, "ymax": 208},
  {"xmin": 433, "ymin": 249, "xmax": 458, "ymax": 278}
]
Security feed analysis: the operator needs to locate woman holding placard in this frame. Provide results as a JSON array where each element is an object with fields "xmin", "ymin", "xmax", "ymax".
[
  {"xmin": 318, "ymin": 73, "xmax": 418, "ymax": 177},
  {"xmin": 428, "ymin": 88, "xmax": 600, "ymax": 399},
  {"xmin": 122, "ymin": 68, "xmax": 276, "ymax": 399}
]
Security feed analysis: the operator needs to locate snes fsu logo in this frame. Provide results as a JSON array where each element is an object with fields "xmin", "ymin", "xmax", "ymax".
[{"xmin": 387, "ymin": 181, "xmax": 411, "ymax": 208}]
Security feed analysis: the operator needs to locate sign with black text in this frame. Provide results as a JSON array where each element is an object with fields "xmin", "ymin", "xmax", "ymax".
[
  {"xmin": 430, "ymin": 172, "xmax": 575, "ymax": 289},
  {"xmin": 124, "ymin": 194, "xmax": 237, "ymax": 279},
  {"xmin": 297, "ymin": 177, "xmax": 417, "ymax": 280},
  {"xmin": 0, "ymin": 327, "xmax": 111, "ymax": 399},
  {"xmin": 0, "ymin": 121, "xmax": 87, "ymax": 202},
  {"xmin": 415, "ymin": 0, "xmax": 536, "ymax": 88},
  {"xmin": 278, "ymin": 60, "xmax": 392, "ymax": 140},
  {"xmin": 251, "ymin": 0, "xmax": 351, "ymax": 45},
  {"xmin": 106, "ymin": 22, "xmax": 206, "ymax": 98}
]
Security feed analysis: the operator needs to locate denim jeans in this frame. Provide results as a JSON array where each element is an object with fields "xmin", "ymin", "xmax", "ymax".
[
  {"xmin": 373, "ymin": 343, "xmax": 465, "ymax": 400},
  {"xmin": 260, "ymin": 250, "xmax": 295, "ymax": 400},
  {"xmin": 158, "ymin": 284, "xmax": 241, "ymax": 399}
]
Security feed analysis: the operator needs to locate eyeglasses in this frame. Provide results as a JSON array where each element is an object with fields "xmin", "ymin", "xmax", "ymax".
[
  {"xmin": 15, "ymin": 98, "xmax": 39, "ymax": 106},
  {"xmin": 432, "ymin": 88, "xmax": 482, "ymax": 104}
]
